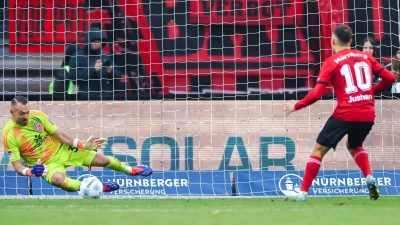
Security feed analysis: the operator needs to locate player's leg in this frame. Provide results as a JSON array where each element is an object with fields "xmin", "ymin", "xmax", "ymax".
[
  {"xmin": 87, "ymin": 153, "xmax": 153, "ymax": 176},
  {"xmin": 45, "ymin": 161, "xmax": 115, "ymax": 192},
  {"xmin": 45, "ymin": 163, "xmax": 80, "ymax": 192},
  {"xmin": 346, "ymin": 122, "xmax": 374, "ymax": 177},
  {"xmin": 346, "ymin": 139, "xmax": 372, "ymax": 177},
  {"xmin": 296, "ymin": 143, "xmax": 330, "ymax": 201},
  {"xmin": 297, "ymin": 116, "xmax": 348, "ymax": 201},
  {"xmin": 346, "ymin": 122, "xmax": 379, "ymax": 200},
  {"xmin": 50, "ymin": 172, "xmax": 80, "ymax": 192},
  {"xmin": 62, "ymin": 148, "xmax": 119, "ymax": 192}
]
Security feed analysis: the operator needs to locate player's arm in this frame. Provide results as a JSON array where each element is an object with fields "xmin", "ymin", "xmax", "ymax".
[
  {"xmin": 368, "ymin": 55, "xmax": 396, "ymax": 94},
  {"xmin": 51, "ymin": 128, "xmax": 108, "ymax": 151},
  {"xmin": 3, "ymin": 130, "xmax": 45, "ymax": 177},
  {"xmin": 11, "ymin": 160, "xmax": 48, "ymax": 178},
  {"xmin": 40, "ymin": 113, "xmax": 107, "ymax": 151},
  {"xmin": 51, "ymin": 128, "xmax": 80, "ymax": 147},
  {"xmin": 51, "ymin": 128, "xmax": 109, "ymax": 151},
  {"xmin": 285, "ymin": 61, "xmax": 333, "ymax": 116},
  {"xmin": 12, "ymin": 160, "xmax": 31, "ymax": 176},
  {"xmin": 3, "ymin": 129, "xmax": 24, "ymax": 175},
  {"xmin": 372, "ymin": 68, "xmax": 396, "ymax": 94},
  {"xmin": 294, "ymin": 83, "xmax": 327, "ymax": 110},
  {"xmin": 41, "ymin": 114, "xmax": 79, "ymax": 147},
  {"xmin": 285, "ymin": 84, "xmax": 327, "ymax": 116}
]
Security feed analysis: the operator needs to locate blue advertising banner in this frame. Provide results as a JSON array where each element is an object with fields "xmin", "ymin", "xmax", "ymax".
[
  {"xmin": 32, "ymin": 171, "xmax": 232, "ymax": 197},
  {"xmin": 234, "ymin": 170, "xmax": 400, "ymax": 197},
  {"xmin": 0, "ymin": 171, "xmax": 29, "ymax": 195}
]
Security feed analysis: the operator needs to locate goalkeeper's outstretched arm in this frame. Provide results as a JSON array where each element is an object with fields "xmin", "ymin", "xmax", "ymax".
[
  {"xmin": 51, "ymin": 129, "xmax": 75, "ymax": 147},
  {"xmin": 51, "ymin": 129, "xmax": 108, "ymax": 151}
]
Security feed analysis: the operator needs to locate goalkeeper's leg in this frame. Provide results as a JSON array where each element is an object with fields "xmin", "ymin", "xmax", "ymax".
[
  {"xmin": 44, "ymin": 164, "xmax": 80, "ymax": 192},
  {"xmin": 51, "ymin": 172, "xmax": 81, "ymax": 192},
  {"xmin": 88, "ymin": 154, "xmax": 153, "ymax": 176},
  {"xmin": 44, "ymin": 148, "xmax": 121, "ymax": 192},
  {"xmin": 47, "ymin": 172, "xmax": 119, "ymax": 193}
]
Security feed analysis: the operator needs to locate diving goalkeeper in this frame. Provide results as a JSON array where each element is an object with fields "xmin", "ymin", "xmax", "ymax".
[{"xmin": 2, "ymin": 96, "xmax": 153, "ymax": 192}]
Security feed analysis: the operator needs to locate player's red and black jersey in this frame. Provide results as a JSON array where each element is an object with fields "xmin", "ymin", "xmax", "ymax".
[{"xmin": 295, "ymin": 49, "xmax": 395, "ymax": 122}]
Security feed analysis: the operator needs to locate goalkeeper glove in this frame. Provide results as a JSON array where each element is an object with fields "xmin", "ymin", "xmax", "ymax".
[
  {"xmin": 73, "ymin": 135, "xmax": 108, "ymax": 151},
  {"xmin": 23, "ymin": 161, "xmax": 48, "ymax": 177}
]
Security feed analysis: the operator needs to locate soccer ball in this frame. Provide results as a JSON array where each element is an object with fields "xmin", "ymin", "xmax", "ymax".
[{"xmin": 79, "ymin": 175, "xmax": 103, "ymax": 199}]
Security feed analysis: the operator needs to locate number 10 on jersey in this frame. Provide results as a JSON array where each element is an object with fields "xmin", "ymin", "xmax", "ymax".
[{"xmin": 340, "ymin": 62, "xmax": 372, "ymax": 94}]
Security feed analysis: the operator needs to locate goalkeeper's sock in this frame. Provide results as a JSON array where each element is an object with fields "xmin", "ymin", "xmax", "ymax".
[
  {"xmin": 351, "ymin": 147, "xmax": 372, "ymax": 177},
  {"xmin": 300, "ymin": 156, "xmax": 322, "ymax": 192},
  {"xmin": 106, "ymin": 156, "xmax": 131, "ymax": 174},
  {"xmin": 61, "ymin": 177, "xmax": 81, "ymax": 192}
]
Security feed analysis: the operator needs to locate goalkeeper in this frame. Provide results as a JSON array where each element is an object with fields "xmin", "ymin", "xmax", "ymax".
[{"xmin": 2, "ymin": 96, "xmax": 153, "ymax": 192}]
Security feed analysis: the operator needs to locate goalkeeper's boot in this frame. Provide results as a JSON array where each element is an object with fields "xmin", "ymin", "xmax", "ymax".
[
  {"xmin": 131, "ymin": 165, "xmax": 153, "ymax": 176},
  {"xmin": 102, "ymin": 181, "xmax": 120, "ymax": 192},
  {"xmin": 295, "ymin": 191, "xmax": 308, "ymax": 202},
  {"xmin": 366, "ymin": 175, "xmax": 380, "ymax": 200}
]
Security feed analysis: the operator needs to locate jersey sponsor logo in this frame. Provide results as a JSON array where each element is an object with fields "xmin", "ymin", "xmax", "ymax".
[
  {"xmin": 7, "ymin": 150, "xmax": 14, "ymax": 159},
  {"xmin": 334, "ymin": 52, "xmax": 368, "ymax": 64},
  {"xmin": 30, "ymin": 133, "xmax": 49, "ymax": 152},
  {"xmin": 348, "ymin": 94, "xmax": 373, "ymax": 103},
  {"xmin": 35, "ymin": 123, "xmax": 42, "ymax": 131}
]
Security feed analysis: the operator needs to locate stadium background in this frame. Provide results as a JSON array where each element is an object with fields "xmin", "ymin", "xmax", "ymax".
[{"xmin": 3, "ymin": 0, "xmax": 399, "ymax": 97}]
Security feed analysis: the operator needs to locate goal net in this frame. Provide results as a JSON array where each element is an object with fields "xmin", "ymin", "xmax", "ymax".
[{"xmin": 0, "ymin": 0, "xmax": 400, "ymax": 198}]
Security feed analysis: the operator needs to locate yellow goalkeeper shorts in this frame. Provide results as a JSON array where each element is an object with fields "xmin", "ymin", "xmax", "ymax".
[{"xmin": 43, "ymin": 144, "xmax": 97, "ymax": 184}]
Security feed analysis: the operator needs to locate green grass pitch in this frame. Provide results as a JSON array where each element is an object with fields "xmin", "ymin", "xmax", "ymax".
[{"xmin": 0, "ymin": 197, "xmax": 399, "ymax": 225}]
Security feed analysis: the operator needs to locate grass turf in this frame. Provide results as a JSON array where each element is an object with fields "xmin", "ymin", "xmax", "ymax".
[{"xmin": 0, "ymin": 197, "xmax": 398, "ymax": 225}]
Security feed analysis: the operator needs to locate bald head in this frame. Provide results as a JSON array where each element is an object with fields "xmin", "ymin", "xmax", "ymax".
[{"xmin": 10, "ymin": 96, "xmax": 30, "ymax": 126}]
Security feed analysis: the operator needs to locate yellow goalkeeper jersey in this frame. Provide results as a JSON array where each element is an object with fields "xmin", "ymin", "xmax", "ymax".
[{"xmin": 2, "ymin": 110, "xmax": 61, "ymax": 166}]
